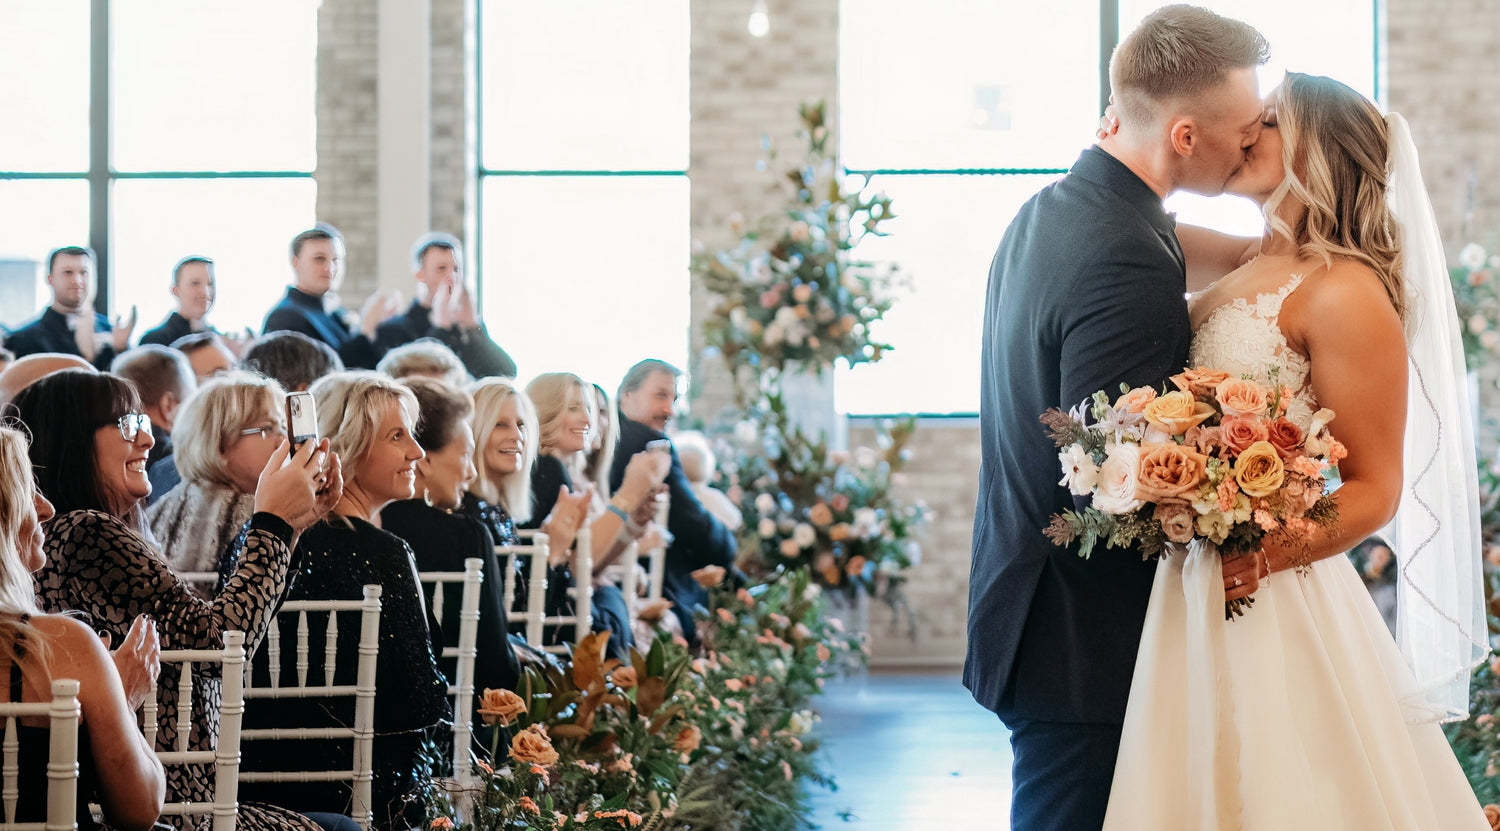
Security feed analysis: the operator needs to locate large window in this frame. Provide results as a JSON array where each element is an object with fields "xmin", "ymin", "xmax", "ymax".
[
  {"xmin": 836, "ymin": 0, "xmax": 1378, "ymax": 415},
  {"xmin": 0, "ymin": 1, "xmax": 317, "ymax": 335},
  {"xmin": 477, "ymin": 1, "xmax": 690, "ymax": 392}
]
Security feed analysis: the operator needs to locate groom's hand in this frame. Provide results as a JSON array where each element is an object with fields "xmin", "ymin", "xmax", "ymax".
[{"xmin": 1223, "ymin": 550, "xmax": 1269, "ymax": 601}]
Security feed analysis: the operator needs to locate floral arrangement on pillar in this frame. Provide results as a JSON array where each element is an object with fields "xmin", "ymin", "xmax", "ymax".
[{"xmin": 689, "ymin": 101, "xmax": 927, "ymax": 635}]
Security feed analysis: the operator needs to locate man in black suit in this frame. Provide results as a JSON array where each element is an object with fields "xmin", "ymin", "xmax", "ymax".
[
  {"xmin": 262, "ymin": 224, "xmax": 401, "ymax": 369},
  {"xmin": 965, "ymin": 8, "xmax": 1271, "ymax": 830},
  {"xmin": 610, "ymin": 359, "xmax": 736, "ymax": 642},
  {"xmin": 6, "ymin": 246, "xmax": 135, "ymax": 370},
  {"xmin": 371, "ymin": 233, "xmax": 518, "ymax": 379}
]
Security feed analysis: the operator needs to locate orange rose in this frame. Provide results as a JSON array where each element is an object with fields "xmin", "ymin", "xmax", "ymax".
[
  {"xmin": 830, "ymin": 522, "xmax": 852, "ymax": 542},
  {"xmin": 808, "ymin": 502, "xmax": 834, "ymax": 527},
  {"xmin": 1266, "ymin": 418, "xmax": 1304, "ymax": 458},
  {"xmin": 1170, "ymin": 367, "xmax": 1232, "ymax": 397},
  {"xmin": 1484, "ymin": 804, "xmax": 1500, "ymax": 831},
  {"xmin": 1215, "ymin": 378, "xmax": 1269, "ymax": 418},
  {"xmin": 509, "ymin": 724, "xmax": 559, "ymax": 767},
  {"xmin": 674, "ymin": 724, "xmax": 702, "ymax": 753},
  {"xmin": 611, "ymin": 666, "xmax": 638, "ymax": 690},
  {"xmin": 1233, "ymin": 441, "xmax": 1285, "ymax": 498},
  {"xmin": 845, "ymin": 555, "xmax": 867, "ymax": 576},
  {"xmin": 1114, "ymin": 386, "xmax": 1158, "ymax": 414},
  {"xmin": 1218, "ymin": 415, "xmax": 1270, "ymax": 456},
  {"xmin": 1135, "ymin": 444, "xmax": 1210, "ymax": 500},
  {"xmin": 1142, "ymin": 391, "xmax": 1216, "ymax": 435},
  {"xmin": 476, "ymin": 687, "xmax": 528, "ymax": 726}
]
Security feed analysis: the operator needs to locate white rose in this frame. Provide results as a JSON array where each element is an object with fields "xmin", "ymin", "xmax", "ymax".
[
  {"xmin": 734, "ymin": 419, "xmax": 759, "ymax": 445},
  {"xmin": 793, "ymin": 523, "xmax": 817, "ymax": 547},
  {"xmin": 755, "ymin": 493, "xmax": 778, "ymax": 514},
  {"xmin": 764, "ymin": 321, "xmax": 786, "ymax": 346},
  {"xmin": 757, "ymin": 517, "xmax": 778, "ymax": 538},
  {"xmin": 774, "ymin": 305, "xmax": 800, "ymax": 326},
  {"xmin": 852, "ymin": 507, "xmax": 878, "ymax": 534},
  {"xmin": 787, "ymin": 710, "xmax": 815, "ymax": 735},
  {"xmin": 854, "ymin": 447, "xmax": 878, "ymax": 468},
  {"xmin": 1057, "ymin": 445, "xmax": 1100, "ymax": 496},
  {"xmin": 730, "ymin": 307, "xmax": 750, "ymax": 330},
  {"xmin": 1460, "ymin": 243, "xmax": 1488, "ymax": 271},
  {"xmin": 1092, "ymin": 443, "xmax": 1143, "ymax": 515},
  {"xmin": 802, "ymin": 583, "xmax": 821, "ymax": 602},
  {"xmin": 748, "ymin": 257, "xmax": 773, "ymax": 285},
  {"xmin": 767, "ymin": 658, "xmax": 787, "ymax": 680}
]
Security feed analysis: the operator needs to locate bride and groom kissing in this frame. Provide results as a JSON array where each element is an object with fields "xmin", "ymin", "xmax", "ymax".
[{"xmin": 968, "ymin": 4, "xmax": 1490, "ymax": 830}]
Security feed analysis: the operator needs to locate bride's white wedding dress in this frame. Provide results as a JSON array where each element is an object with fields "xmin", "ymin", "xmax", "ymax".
[{"xmin": 1101, "ymin": 272, "xmax": 1489, "ymax": 830}]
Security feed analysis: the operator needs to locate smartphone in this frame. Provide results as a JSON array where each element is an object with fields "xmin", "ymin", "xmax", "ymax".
[
  {"xmin": 646, "ymin": 438, "xmax": 672, "ymax": 454},
  {"xmin": 285, "ymin": 390, "xmax": 319, "ymax": 450}
]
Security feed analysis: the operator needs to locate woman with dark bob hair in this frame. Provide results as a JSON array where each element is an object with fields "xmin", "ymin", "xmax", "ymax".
[{"xmin": 11, "ymin": 368, "xmax": 344, "ymax": 831}]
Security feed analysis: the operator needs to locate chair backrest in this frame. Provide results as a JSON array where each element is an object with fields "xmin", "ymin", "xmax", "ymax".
[
  {"xmin": 239, "ymin": 585, "xmax": 382, "ymax": 831},
  {"xmin": 0, "ymin": 679, "xmax": 80, "ymax": 831},
  {"xmin": 141, "ymin": 631, "xmax": 247, "ymax": 831},
  {"xmin": 618, "ymin": 498, "xmax": 668, "ymax": 614},
  {"xmin": 502, "ymin": 529, "xmax": 593, "ymax": 655},
  {"xmin": 416, "ymin": 559, "xmax": 482, "ymax": 784}
]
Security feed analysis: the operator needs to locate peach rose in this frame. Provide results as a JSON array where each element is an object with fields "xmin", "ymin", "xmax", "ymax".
[
  {"xmin": 1142, "ymin": 391, "xmax": 1216, "ymax": 435},
  {"xmin": 1215, "ymin": 378, "xmax": 1269, "ymax": 418},
  {"xmin": 431, "ymin": 818, "xmax": 454, "ymax": 830},
  {"xmin": 830, "ymin": 522, "xmax": 852, "ymax": 542},
  {"xmin": 1266, "ymin": 418, "xmax": 1304, "ymax": 458},
  {"xmin": 1170, "ymin": 367, "xmax": 1232, "ymax": 397},
  {"xmin": 476, "ymin": 687, "xmax": 528, "ymax": 727},
  {"xmin": 1114, "ymin": 386, "xmax": 1158, "ymax": 414},
  {"xmin": 1218, "ymin": 415, "xmax": 1270, "ymax": 456},
  {"xmin": 1485, "ymin": 804, "xmax": 1500, "ymax": 831},
  {"xmin": 674, "ymin": 724, "xmax": 702, "ymax": 754},
  {"xmin": 816, "ymin": 643, "xmax": 832, "ymax": 662},
  {"xmin": 611, "ymin": 666, "xmax": 638, "ymax": 690},
  {"xmin": 808, "ymin": 502, "xmax": 834, "ymax": 527},
  {"xmin": 1234, "ymin": 441, "xmax": 1286, "ymax": 498},
  {"xmin": 845, "ymin": 555, "xmax": 867, "ymax": 576},
  {"xmin": 1135, "ymin": 444, "xmax": 1210, "ymax": 500},
  {"xmin": 1154, "ymin": 500, "xmax": 1196, "ymax": 544},
  {"xmin": 509, "ymin": 724, "xmax": 559, "ymax": 768}
]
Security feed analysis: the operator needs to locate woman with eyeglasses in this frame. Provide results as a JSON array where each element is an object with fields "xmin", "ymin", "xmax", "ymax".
[
  {"xmin": 10, "ymin": 368, "xmax": 348, "ymax": 831},
  {"xmin": 149, "ymin": 371, "xmax": 293, "ymax": 580}
]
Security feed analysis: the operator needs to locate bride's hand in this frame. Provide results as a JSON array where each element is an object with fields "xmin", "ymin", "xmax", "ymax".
[{"xmin": 1223, "ymin": 550, "xmax": 1268, "ymax": 601}]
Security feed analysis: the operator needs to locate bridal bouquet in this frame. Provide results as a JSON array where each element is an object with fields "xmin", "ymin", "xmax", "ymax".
[{"xmin": 1041, "ymin": 367, "xmax": 1344, "ymax": 616}]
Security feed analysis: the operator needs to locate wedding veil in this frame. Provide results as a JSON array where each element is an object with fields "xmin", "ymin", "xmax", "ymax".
[{"xmin": 1382, "ymin": 112, "xmax": 1490, "ymax": 723}]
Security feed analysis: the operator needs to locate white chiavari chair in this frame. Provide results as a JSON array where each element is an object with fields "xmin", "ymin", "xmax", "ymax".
[
  {"xmin": 138, "ymin": 631, "xmax": 247, "ymax": 831},
  {"xmin": 497, "ymin": 532, "xmax": 550, "ymax": 650},
  {"xmin": 238, "ymin": 585, "xmax": 382, "ymax": 831},
  {"xmin": 0, "ymin": 679, "xmax": 80, "ymax": 831},
  {"xmin": 416, "ymin": 558, "xmax": 482, "ymax": 786},
  {"xmin": 505, "ymin": 529, "xmax": 593, "ymax": 655}
]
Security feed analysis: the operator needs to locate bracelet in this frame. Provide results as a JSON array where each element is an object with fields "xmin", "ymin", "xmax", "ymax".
[{"xmin": 605, "ymin": 504, "xmax": 630, "ymax": 523}]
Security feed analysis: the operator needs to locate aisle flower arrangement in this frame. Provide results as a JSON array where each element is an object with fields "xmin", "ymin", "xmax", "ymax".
[
  {"xmin": 1450, "ymin": 243, "xmax": 1500, "ymax": 371},
  {"xmin": 424, "ymin": 570, "xmax": 862, "ymax": 831}
]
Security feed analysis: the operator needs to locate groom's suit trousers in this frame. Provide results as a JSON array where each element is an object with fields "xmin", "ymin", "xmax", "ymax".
[{"xmin": 1008, "ymin": 720, "xmax": 1123, "ymax": 831}]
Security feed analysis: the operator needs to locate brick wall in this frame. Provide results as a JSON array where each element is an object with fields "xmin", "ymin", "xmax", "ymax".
[
  {"xmin": 315, "ymin": 0, "xmax": 379, "ymax": 299},
  {"xmin": 428, "ymin": 0, "xmax": 473, "ymax": 253}
]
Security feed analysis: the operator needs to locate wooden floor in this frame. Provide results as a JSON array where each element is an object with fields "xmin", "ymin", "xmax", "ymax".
[{"xmin": 805, "ymin": 669, "xmax": 1013, "ymax": 830}]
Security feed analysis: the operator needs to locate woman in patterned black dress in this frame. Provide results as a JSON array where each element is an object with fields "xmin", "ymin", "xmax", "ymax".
[{"xmin": 11, "ymin": 369, "xmax": 344, "ymax": 831}]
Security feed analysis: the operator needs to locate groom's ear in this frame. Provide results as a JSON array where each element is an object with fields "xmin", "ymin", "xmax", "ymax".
[{"xmin": 1168, "ymin": 119, "xmax": 1198, "ymax": 157}]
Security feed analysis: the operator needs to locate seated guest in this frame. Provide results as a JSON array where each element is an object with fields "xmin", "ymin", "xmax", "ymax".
[
  {"xmin": 110, "ymin": 344, "xmax": 196, "ymax": 471},
  {"xmin": 171, "ymin": 331, "xmax": 238, "ymax": 384},
  {"xmin": 376, "ymin": 338, "xmax": 469, "ymax": 388},
  {"xmin": 612, "ymin": 359, "xmax": 737, "ymax": 643},
  {"xmin": 139, "ymin": 256, "xmax": 236, "ymax": 350},
  {"xmin": 235, "ymin": 372, "xmax": 450, "ymax": 831},
  {"xmin": 242, "ymin": 330, "xmax": 344, "ymax": 392},
  {"xmin": 262, "ymin": 224, "xmax": 401, "ymax": 369},
  {"xmin": 382, "ymin": 377, "xmax": 522, "ymax": 706},
  {"xmin": 0, "ymin": 425, "xmax": 165, "ymax": 831},
  {"xmin": 0, "ymin": 352, "xmax": 94, "ymax": 409},
  {"xmin": 521, "ymin": 373, "xmax": 670, "ymax": 660},
  {"xmin": 13, "ymin": 369, "xmax": 341, "ymax": 831},
  {"xmin": 149, "ymin": 372, "xmax": 287, "ymax": 577},
  {"xmin": 372, "ymin": 233, "xmax": 517, "ymax": 379},
  {"xmin": 672, "ymin": 430, "xmax": 743, "ymax": 532},
  {"xmin": 6, "ymin": 246, "xmax": 135, "ymax": 371}
]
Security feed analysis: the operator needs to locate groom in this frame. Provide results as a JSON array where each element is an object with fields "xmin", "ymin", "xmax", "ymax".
[{"xmin": 966, "ymin": 6, "xmax": 1270, "ymax": 830}]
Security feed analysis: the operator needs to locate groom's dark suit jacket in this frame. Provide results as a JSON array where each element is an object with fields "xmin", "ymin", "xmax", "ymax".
[{"xmin": 965, "ymin": 146, "xmax": 1191, "ymax": 725}]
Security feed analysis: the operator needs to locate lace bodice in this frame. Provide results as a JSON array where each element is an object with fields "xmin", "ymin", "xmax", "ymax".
[{"xmin": 1188, "ymin": 273, "xmax": 1318, "ymax": 429}]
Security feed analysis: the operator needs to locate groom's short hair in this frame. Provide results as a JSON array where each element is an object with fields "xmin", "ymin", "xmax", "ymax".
[{"xmin": 1110, "ymin": 5, "xmax": 1268, "ymax": 124}]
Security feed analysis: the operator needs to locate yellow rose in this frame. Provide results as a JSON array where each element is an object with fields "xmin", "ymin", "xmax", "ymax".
[
  {"xmin": 1233, "ymin": 441, "xmax": 1285, "ymax": 498},
  {"xmin": 1142, "ymin": 390, "xmax": 1216, "ymax": 435},
  {"xmin": 476, "ymin": 687, "xmax": 528, "ymax": 726},
  {"xmin": 509, "ymin": 724, "xmax": 559, "ymax": 768},
  {"xmin": 1215, "ymin": 378, "xmax": 1269, "ymax": 418}
]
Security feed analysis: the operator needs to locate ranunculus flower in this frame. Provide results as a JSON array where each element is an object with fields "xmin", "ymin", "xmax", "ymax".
[
  {"xmin": 611, "ymin": 666, "xmax": 637, "ymax": 690},
  {"xmin": 1170, "ymin": 367, "xmax": 1232, "ymax": 397},
  {"xmin": 1136, "ymin": 444, "xmax": 1209, "ymax": 500},
  {"xmin": 1218, "ymin": 415, "xmax": 1270, "ymax": 455},
  {"xmin": 1114, "ymin": 386, "xmax": 1158, "ymax": 414},
  {"xmin": 1154, "ymin": 500, "xmax": 1196, "ymax": 544},
  {"xmin": 1092, "ymin": 444, "xmax": 1144, "ymax": 515},
  {"xmin": 1215, "ymin": 378, "xmax": 1269, "ymax": 418},
  {"xmin": 476, "ymin": 687, "xmax": 528, "ymax": 727},
  {"xmin": 510, "ymin": 724, "xmax": 559, "ymax": 767},
  {"xmin": 674, "ymin": 724, "xmax": 702, "ymax": 753},
  {"xmin": 1266, "ymin": 418, "xmax": 1304, "ymax": 458},
  {"xmin": 1058, "ymin": 445, "xmax": 1101, "ymax": 496},
  {"xmin": 1233, "ymin": 441, "xmax": 1286, "ymax": 498},
  {"xmin": 808, "ymin": 502, "xmax": 834, "ymax": 527},
  {"xmin": 1142, "ymin": 391, "xmax": 1216, "ymax": 435}
]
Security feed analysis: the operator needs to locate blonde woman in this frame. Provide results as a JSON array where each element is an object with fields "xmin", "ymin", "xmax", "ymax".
[
  {"xmin": 375, "ymin": 338, "xmax": 470, "ymax": 388},
  {"xmin": 0, "ymin": 425, "xmax": 164, "ymax": 831}
]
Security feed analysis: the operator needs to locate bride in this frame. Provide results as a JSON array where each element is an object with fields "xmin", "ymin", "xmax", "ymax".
[{"xmin": 1103, "ymin": 73, "xmax": 1490, "ymax": 829}]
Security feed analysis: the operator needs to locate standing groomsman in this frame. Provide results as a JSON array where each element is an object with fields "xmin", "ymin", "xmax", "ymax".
[{"xmin": 6, "ymin": 245, "xmax": 135, "ymax": 370}]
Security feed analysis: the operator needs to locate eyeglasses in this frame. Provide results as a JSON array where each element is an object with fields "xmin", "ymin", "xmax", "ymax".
[
  {"xmin": 117, "ymin": 412, "xmax": 152, "ymax": 442},
  {"xmin": 239, "ymin": 424, "xmax": 285, "ymax": 440}
]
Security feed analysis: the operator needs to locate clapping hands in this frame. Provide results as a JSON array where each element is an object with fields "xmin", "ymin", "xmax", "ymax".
[
  {"xmin": 540, "ymin": 484, "xmax": 593, "ymax": 565},
  {"xmin": 358, "ymin": 289, "xmax": 405, "ymax": 338},
  {"xmin": 111, "ymin": 306, "xmax": 138, "ymax": 353},
  {"xmin": 429, "ymin": 282, "xmax": 481, "ymax": 331},
  {"xmin": 103, "ymin": 615, "xmax": 159, "ymax": 713}
]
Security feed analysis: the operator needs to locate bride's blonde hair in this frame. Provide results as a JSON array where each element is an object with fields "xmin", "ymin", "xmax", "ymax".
[{"xmin": 1263, "ymin": 72, "xmax": 1406, "ymax": 323}]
